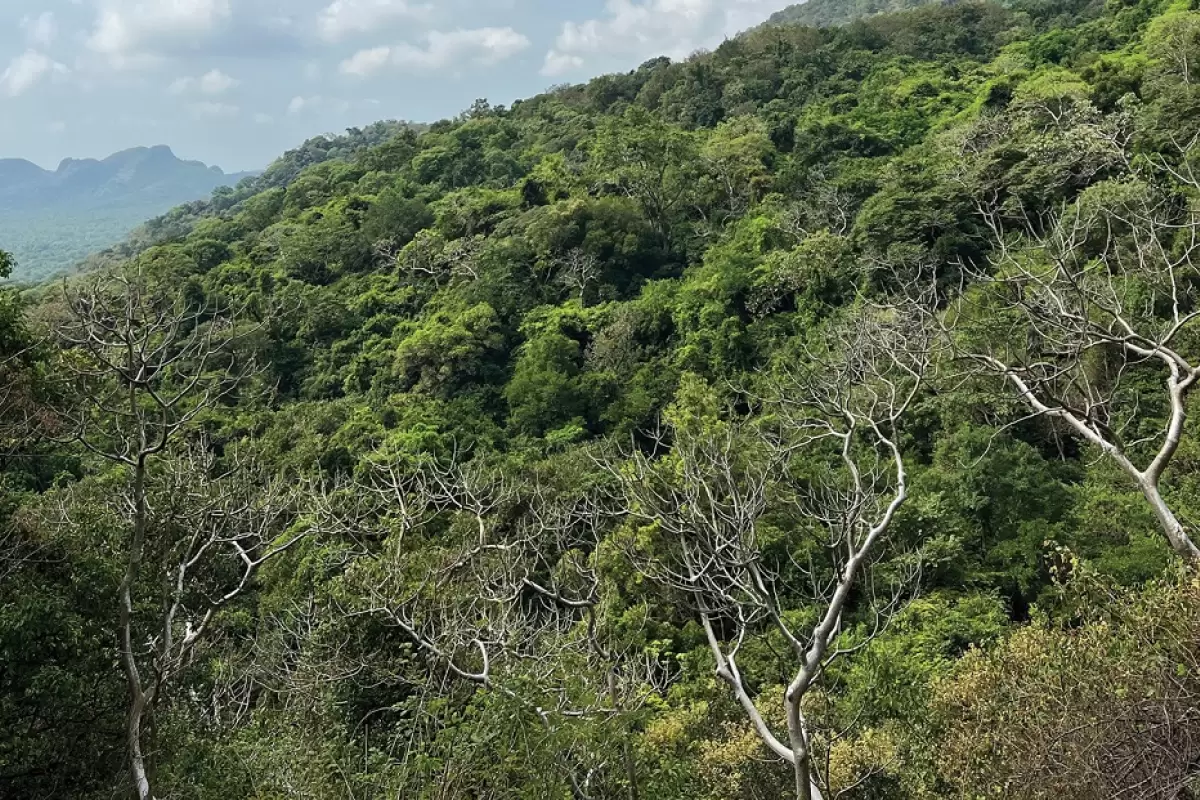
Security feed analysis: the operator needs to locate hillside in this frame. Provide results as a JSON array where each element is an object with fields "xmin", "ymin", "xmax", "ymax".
[
  {"xmin": 769, "ymin": 0, "xmax": 947, "ymax": 27},
  {"xmin": 6, "ymin": 0, "xmax": 1200, "ymax": 798},
  {"xmin": 67, "ymin": 121, "xmax": 422, "ymax": 276},
  {"xmin": 0, "ymin": 145, "xmax": 256, "ymax": 282}
]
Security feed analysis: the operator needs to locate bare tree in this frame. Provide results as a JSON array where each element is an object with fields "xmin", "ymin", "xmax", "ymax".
[
  {"xmin": 315, "ymin": 451, "xmax": 659, "ymax": 799},
  {"xmin": 612, "ymin": 311, "xmax": 928, "ymax": 800},
  {"xmin": 48, "ymin": 271, "xmax": 304, "ymax": 800},
  {"xmin": 554, "ymin": 248, "xmax": 603, "ymax": 305},
  {"xmin": 776, "ymin": 168, "xmax": 856, "ymax": 242},
  {"xmin": 382, "ymin": 230, "xmax": 485, "ymax": 287},
  {"xmin": 937, "ymin": 175, "xmax": 1200, "ymax": 561}
]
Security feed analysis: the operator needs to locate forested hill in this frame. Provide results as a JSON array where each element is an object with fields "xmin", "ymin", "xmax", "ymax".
[
  {"xmin": 769, "ymin": 0, "xmax": 945, "ymax": 28},
  {"xmin": 0, "ymin": 145, "xmax": 257, "ymax": 282},
  {"xmin": 8, "ymin": 0, "xmax": 1200, "ymax": 798},
  {"xmin": 87, "ymin": 120, "xmax": 421, "ymax": 271}
]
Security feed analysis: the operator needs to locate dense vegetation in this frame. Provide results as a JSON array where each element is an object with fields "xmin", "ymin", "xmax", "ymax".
[
  {"xmin": 768, "ymin": 0, "xmax": 942, "ymax": 28},
  {"xmin": 7, "ymin": 0, "xmax": 1200, "ymax": 797},
  {"xmin": 69, "ymin": 122, "xmax": 423, "ymax": 282}
]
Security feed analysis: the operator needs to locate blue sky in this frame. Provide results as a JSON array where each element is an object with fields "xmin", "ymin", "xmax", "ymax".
[{"xmin": 0, "ymin": 0, "xmax": 791, "ymax": 173}]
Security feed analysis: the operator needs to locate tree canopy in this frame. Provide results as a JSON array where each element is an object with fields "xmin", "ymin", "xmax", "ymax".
[{"xmin": 8, "ymin": 0, "xmax": 1200, "ymax": 797}]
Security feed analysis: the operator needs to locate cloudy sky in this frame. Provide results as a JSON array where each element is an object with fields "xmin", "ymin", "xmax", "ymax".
[{"xmin": 0, "ymin": 0, "xmax": 790, "ymax": 173}]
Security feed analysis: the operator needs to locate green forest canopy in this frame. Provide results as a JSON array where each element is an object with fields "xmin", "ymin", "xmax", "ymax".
[
  {"xmin": 768, "ymin": 0, "xmax": 944, "ymax": 28},
  {"xmin": 7, "ymin": 0, "xmax": 1200, "ymax": 797}
]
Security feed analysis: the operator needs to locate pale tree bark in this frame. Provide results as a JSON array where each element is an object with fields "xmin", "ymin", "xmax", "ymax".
[
  {"xmin": 314, "ymin": 453, "xmax": 660, "ymax": 800},
  {"xmin": 930, "ymin": 157, "xmax": 1200, "ymax": 561},
  {"xmin": 48, "ymin": 271, "xmax": 302, "ymax": 800},
  {"xmin": 554, "ymin": 248, "xmax": 602, "ymax": 305},
  {"xmin": 121, "ymin": 455, "xmax": 151, "ymax": 799},
  {"xmin": 613, "ymin": 309, "xmax": 928, "ymax": 800},
  {"xmin": 379, "ymin": 230, "xmax": 485, "ymax": 288},
  {"xmin": 971, "ymin": 350, "xmax": 1200, "ymax": 561}
]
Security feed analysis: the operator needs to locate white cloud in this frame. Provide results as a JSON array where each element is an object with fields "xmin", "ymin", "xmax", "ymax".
[
  {"xmin": 189, "ymin": 100, "xmax": 239, "ymax": 117},
  {"xmin": 394, "ymin": 27, "xmax": 530, "ymax": 70},
  {"xmin": 88, "ymin": 0, "xmax": 233, "ymax": 66},
  {"xmin": 199, "ymin": 68, "xmax": 238, "ymax": 94},
  {"xmin": 287, "ymin": 95, "xmax": 352, "ymax": 115},
  {"xmin": 253, "ymin": 112, "xmax": 274, "ymax": 124},
  {"xmin": 21, "ymin": 12, "xmax": 58, "ymax": 48},
  {"xmin": 318, "ymin": 0, "xmax": 430, "ymax": 42},
  {"xmin": 542, "ymin": 0, "xmax": 779, "ymax": 76},
  {"xmin": 170, "ymin": 68, "xmax": 239, "ymax": 95},
  {"xmin": 339, "ymin": 46, "xmax": 393, "ymax": 77},
  {"xmin": 288, "ymin": 95, "xmax": 318, "ymax": 114},
  {"xmin": 0, "ymin": 50, "xmax": 69, "ymax": 97},
  {"xmin": 48, "ymin": 121, "xmax": 67, "ymax": 134},
  {"xmin": 342, "ymin": 27, "xmax": 530, "ymax": 77},
  {"xmin": 542, "ymin": 51, "xmax": 583, "ymax": 76}
]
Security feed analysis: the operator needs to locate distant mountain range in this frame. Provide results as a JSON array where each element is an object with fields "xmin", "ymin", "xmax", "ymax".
[{"xmin": 0, "ymin": 145, "xmax": 257, "ymax": 282}]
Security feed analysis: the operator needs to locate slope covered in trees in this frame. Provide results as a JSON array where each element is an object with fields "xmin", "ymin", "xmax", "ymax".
[
  {"xmin": 6, "ymin": 0, "xmax": 1200, "ymax": 797},
  {"xmin": 768, "ymin": 0, "xmax": 945, "ymax": 28},
  {"xmin": 68, "ymin": 121, "xmax": 424, "ymax": 280}
]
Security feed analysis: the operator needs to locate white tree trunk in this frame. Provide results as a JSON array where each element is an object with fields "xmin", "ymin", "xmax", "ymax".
[
  {"xmin": 127, "ymin": 694, "xmax": 153, "ymax": 800},
  {"xmin": 1140, "ymin": 478, "xmax": 1200, "ymax": 561}
]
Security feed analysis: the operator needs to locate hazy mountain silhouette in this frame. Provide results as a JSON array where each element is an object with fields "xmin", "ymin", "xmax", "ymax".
[{"xmin": 0, "ymin": 145, "xmax": 257, "ymax": 281}]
